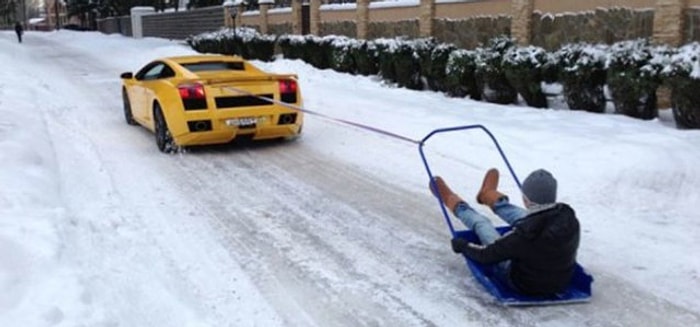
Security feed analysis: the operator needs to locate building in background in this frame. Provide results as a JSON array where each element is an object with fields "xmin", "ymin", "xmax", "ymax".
[{"xmin": 44, "ymin": 0, "xmax": 66, "ymax": 30}]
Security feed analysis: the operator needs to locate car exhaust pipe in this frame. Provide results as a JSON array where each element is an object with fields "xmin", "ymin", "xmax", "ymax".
[
  {"xmin": 278, "ymin": 113, "xmax": 297, "ymax": 125},
  {"xmin": 187, "ymin": 120, "xmax": 212, "ymax": 132}
]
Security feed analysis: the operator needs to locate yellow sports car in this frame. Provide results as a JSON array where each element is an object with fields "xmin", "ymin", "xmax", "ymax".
[{"xmin": 120, "ymin": 55, "xmax": 303, "ymax": 152}]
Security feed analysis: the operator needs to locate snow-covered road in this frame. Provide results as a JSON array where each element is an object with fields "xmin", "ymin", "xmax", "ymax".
[{"xmin": 1, "ymin": 31, "xmax": 699, "ymax": 326}]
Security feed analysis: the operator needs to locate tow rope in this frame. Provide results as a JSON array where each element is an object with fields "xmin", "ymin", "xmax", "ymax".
[{"xmin": 221, "ymin": 86, "xmax": 421, "ymax": 145}]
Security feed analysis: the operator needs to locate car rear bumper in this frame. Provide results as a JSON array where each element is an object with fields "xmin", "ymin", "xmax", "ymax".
[{"xmin": 173, "ymin": 110, "xmax": 303, "ymax": 146}]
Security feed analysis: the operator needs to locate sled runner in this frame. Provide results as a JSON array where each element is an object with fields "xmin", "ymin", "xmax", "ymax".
[{"xmin": 419, "ymin": 124, "xmax": 593, "ymax": 306}]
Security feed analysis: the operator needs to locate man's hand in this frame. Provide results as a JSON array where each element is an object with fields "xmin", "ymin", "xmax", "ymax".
[{"xmin": 451, "ymin": 238, "xmax": 470, "ymax": 253}]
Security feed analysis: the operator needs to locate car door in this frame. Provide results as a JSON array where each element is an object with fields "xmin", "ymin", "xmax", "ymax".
[
  {"xmin": 131, "ymin": 62, "xmax": 163, "ymax": 122},
  {"xmin": 136, "ymin": 63, "xmax": 176, "ymax": 126}
]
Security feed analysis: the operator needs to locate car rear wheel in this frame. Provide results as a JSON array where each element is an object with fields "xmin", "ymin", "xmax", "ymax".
[
  {"xmin": 122, "ymin": 88, "xmax": 137, "ymax": 125},
  {"xmin": 153, "ymin": 104, "xmax": 177, "ymax": 153}
]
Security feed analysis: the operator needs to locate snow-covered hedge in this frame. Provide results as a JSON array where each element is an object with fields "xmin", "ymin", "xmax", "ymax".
[
  {"xmin": 186, "ymin": 27, "xmax": 276, "ymax": 61},
  {"xmin": 187, "ymin": 30, "xmax": 700, "ymax": 128}
]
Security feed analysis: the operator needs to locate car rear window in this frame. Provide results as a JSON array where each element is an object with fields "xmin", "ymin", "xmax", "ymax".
[{"xmin": 181, "ymin": 61, "xmax": 245, "ymax": 72}]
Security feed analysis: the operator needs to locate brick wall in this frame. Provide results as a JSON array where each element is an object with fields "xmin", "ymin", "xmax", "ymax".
[
  {"xmin": 434, "ymin": 16, "xmax": 511, "ymax": 49},
  {"xmin": 101, "ymin": 1, "xmax": 698, "ymax": 48},
  {"xmin": 532, "ymin": 8, "xmax": 654, "ymax": 50}
]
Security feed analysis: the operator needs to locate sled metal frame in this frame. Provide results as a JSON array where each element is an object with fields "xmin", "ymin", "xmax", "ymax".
[{"xmin": 418, "ymin": 124, "xmax": 593, "ymax": 306}]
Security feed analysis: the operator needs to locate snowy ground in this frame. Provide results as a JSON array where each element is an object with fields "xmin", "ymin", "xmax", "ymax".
[{"xmin": 0, "ymin": 30, "xmax": 699, "ymax": 327}]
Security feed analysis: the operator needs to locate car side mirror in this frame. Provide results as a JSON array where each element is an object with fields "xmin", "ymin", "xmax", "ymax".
[{"xmin": 120, "ymin": 72, "xmax": 133, "ymax": 79}]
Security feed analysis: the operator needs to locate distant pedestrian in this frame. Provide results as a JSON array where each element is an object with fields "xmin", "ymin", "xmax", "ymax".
[{"xmin": 14, "ymin": 22, "xmax": 23, "ymax": 43}]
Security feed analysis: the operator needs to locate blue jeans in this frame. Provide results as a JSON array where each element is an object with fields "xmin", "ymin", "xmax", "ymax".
[{"xmin": 453, "ymin": 197, "xmax": 527, "ymax": 287}]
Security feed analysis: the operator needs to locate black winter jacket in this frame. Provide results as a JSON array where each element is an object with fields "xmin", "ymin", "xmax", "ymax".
[{"xmin": 453, "ymin": 203, "xmax": 580, "ymax": 295}]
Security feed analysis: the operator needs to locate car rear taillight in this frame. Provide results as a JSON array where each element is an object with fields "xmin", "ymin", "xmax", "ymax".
[
  {"xmin": 178, "ymin": 83, "xmax": 208, "ymax": 110},
  {"xmin": 178, "ymin": 83, "xmax": 206, "ymax": 99},
  {"xmin": 279, "ymin": 80, "xmax": 297, "ymax": 103}
]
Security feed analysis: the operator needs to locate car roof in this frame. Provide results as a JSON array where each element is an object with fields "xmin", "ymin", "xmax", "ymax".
[{"xmin": 164, "ymin": 55, "xmax": 244, "ymax": 64}]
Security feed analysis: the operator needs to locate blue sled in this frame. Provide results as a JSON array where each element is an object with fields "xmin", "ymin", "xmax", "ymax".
[
  {"xmin": 456, "ymin": 226, "xmax": 594, "ymax": 306},
  {"xmin": 419, "ymin": 125, "xmax": 593, "ymax": 306}
]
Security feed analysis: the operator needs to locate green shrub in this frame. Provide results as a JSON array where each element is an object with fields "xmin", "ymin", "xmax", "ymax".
[
  {"xmin": 303, "ymin": 35, "xmax": 334, "ymax": 70},
  {"xmin": 328, "ymin": 36, "xmax": 360, "ymax": 74},
  {"xmin": 606, "ymin": 39, "xmax": 665, "ymax": 120},
  {"xmin": 502, "ymin": 45, "xmax": 549, "ymax": 108},
  {"xmin": 555, "ymin": 43, "xmax": 608, "ymax": 113},
  {"xmin": 444, "ymin": 49, "xmax": 481, "ymax": 99},
  {"xmin": 474, "ymin": 36, "xmax": 518, "ymax": 104},
  {"xmin": 425, "ymin": 43, "xmax": 458, "ymax": 92},
  {"xmin": 374, "ymin": 38, "xmax": 398, "ymax": 83},
  {"xmin": 277, "ymin": 35, "xmax": 307, "ymax": 60},
  {"xmin": 352, "ymin": 41, "xmax": 379, "ymax": 76},
  {"xmin": 662, "ymin": 42, "xmax": 700, "ymax": 129}
]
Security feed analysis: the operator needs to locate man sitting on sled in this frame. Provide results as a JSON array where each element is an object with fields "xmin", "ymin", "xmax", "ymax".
[{"xmin": 431, "ymin": 169, "xmax": 580, "ymax": 296}]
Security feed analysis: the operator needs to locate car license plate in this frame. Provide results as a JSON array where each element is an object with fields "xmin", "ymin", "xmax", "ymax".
[{"xmin": 226, "ymin": 117, "xmax": 257, "ymax": 127}]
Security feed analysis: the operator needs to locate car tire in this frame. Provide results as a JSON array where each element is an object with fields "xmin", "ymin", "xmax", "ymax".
[
  {"xmin": 122, "ymin": 88, "xmax": 137, "ymax": 126},
  {"xmin": 153, "ymin": 104, "xmax": 177, "ymax": 153}
]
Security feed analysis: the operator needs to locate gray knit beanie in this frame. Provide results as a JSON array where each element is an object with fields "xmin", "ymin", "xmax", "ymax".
[{"xmin": 521, "ymin": 169, "xmax": 557, "ymax": 204}]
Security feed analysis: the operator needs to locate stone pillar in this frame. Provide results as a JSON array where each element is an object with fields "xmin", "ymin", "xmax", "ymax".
[
  {"xmin": 259, "ymin": 0, "xmax": 273, "ymax": 34},
  {"xmin": 653, "ymin": 0, "xmax": 687, "ymax": 46},
  {"xmin": 357, "ymin": 0, "xmax": 370, "ymax": 39},
  {"xmin": 654, "ymin": 0, "xmax": 688, "ymax": 109},
  {"xmin": 224, "ymin": 6, "xmax": 233, "ymax": 28},
  {"xmin": 236, "ymin": 3, "xmax": 245, "ymax": 28},
  {"xmin": 310, "ymin": 0, "xmax": 321, "ymax": 35},
  {"xmin": 130, "ymin": 6, "xmax": 155, "ymax": 39},
  {"xmin": 292, "ymin": 0, "xmax": 303, "ymax": 34},
  {"xmin": 511, "ymin": 0, "xmax": 534, "ymax": 46},
  {"xmin": 419, "ymin": 0, "xmax": 435, "ymax": 38}
]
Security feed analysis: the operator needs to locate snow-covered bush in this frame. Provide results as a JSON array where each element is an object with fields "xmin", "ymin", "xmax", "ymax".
[
  {"xmin": 186, "ymin": 27, "xmax": 276, "ymax": 61},
  {"xmin": 444, "ymin": 49, "xmax": 480, "ymax": 99},
  {"xmin": 606, "ymin": 39, "xmax": 665, "ymax": 120},
  {"xmin": 554, "ymin": 43, "xmax": 608, "ymax": 113},
  {"xmin": 662, "ymin": 42, "xmax": 700, "ymax": 129},
  {"xmin": 277, "ymin": 34, "xmax": 308, "ymax": 61},
  {"xmin": 502, "ymin": 45, "xmax": 549, "ymax": 108},
  {"xmin": 306, "ymin": 35, "xmax": 335, "ymax": 70},
  {"xmin": 351, "ymin": 41, "xmax": 379, "ymax": 76},
  {"xmin": 474, "ymin": 36, "xmax": 518, "ymax": 104},
  {"xmin": 425, "ymin": 43, "xmax": 457, "ymax": 92},
  {"xmin": 328, "ymin": 36, "xmax": 362, "ymax": 74},
  {"xmin": 373, "ymin": 37, "xmax": 435, "ymax": 90}
]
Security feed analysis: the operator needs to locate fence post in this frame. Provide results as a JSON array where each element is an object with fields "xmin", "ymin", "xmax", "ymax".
[
  {"xmin": 310, "ymin": 0, "xmax": 321, "ymax": 35},
  {"xmin": 259, "ymin": 0, "xmax": 273, "ymax": 34},
  {"xmin": 419, "ymin": 0, "xmax": 435, "ymax": 38},
  {"xmin": 292, "ymin": 0, "xmax": 303, "ymax": 34},
  {"xmin": 511, "ymin": 0, "xmax": 534, "ymax": 45},
  {"xmin": 653, "ymin": 0, "xmax": 687, "ymax": 46},
  {"xmin": 357, "ymin": 0, "xmax": 370, "ymax": 39}
]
